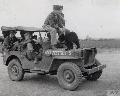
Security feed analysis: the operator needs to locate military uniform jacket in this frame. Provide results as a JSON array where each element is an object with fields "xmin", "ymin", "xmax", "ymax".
[{"xmin": 44, "ymin": 11, "xmax": 65, "ymax": 28}]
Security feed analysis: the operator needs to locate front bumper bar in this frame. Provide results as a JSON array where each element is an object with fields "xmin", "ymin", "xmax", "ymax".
[
  {"xmin": 81, "ymin": 64, "xmax": 106, "ymax": 74},
  {"xmin": 88, "ymin": 64, "xmax": 106, "ymax": 74}
]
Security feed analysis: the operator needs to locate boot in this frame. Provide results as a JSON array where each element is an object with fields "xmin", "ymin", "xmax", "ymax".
[
  {"xmin": 34, "ymin": 58, "xmax": 39, "ymax": 64},
  {"xmin": 51, "ymin": 45, "xmax": 57, "ymax": 49},
  {"xmin": 32, "ymin": 59, "xmax": 40, "ymax": 71},
  {"xmin": 32, "ymin": 66, "xmax": 40, "ymax": 71}
]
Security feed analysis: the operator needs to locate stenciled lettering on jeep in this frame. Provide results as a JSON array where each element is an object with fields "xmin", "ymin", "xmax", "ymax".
[{"xmin": 44, "ymin": 50, "xmax": 71, "ymax": 56}]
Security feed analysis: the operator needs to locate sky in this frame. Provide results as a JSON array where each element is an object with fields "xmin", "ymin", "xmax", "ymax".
[{"xmin": 0, "ymin": 0, "xmax": 120, "ymax": 39}]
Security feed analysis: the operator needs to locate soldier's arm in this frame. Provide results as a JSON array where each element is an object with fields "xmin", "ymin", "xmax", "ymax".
[
  {"xmin": 59, "ymin": 13, "xmax": 65, "ymax": 27},
  {"xmin": 53, "ymin": 12, "xmax": 65, "ymax": 28},
  {"xmin": 44, "ymin": 13, "xmax": 56, "ymax": 27},
  {"xmin": 20, "ymin": 39, "xmax": 32, "ymax": 45}
]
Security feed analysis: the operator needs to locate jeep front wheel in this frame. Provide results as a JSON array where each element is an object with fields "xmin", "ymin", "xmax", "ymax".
[
  {"xmin": 85, "ymin": 62, "xmax": 103, "ymax": 81},
  {"xmin": 8, "ymin": 59, "xmax": 24, "ymax": 81},
  {"xmin": 57, "ymin": 62, "xmax": 82, "ymax": 90}
]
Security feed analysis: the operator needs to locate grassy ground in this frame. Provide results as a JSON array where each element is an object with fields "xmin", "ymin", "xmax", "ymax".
[{"xmin": 80, "ymin": 39, "xmax": 120, "ymax": 49}]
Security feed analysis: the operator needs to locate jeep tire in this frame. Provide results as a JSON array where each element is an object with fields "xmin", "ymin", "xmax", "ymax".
[
  {"xmin": 85, "ymin": 61, "xmax": 103, "ymax": 81},
  {"xmin": 85, "ymin": 70, "xmax": 102, "ymax": 81},
  {"xmin": 8, "ymin": 59, "xmax": 24, "ymax": 81},
  {"xmin": 57, "ymin": 62, "xmax": 82, "ymax": 90}
]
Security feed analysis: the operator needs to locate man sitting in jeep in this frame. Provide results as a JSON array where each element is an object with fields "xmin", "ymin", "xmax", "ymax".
[
  {"xmin": 3, "ymin": 30, "xmax": 18, "ymax": 51},
  {"xmin": 22, "ymin": 31, "xmax": 42, "ymax": 64}
]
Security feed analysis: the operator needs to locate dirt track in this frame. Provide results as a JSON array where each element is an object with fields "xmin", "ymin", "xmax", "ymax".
[{"xmin": 0, "ymin": 50, "xmax": 120, "ymax": 96}]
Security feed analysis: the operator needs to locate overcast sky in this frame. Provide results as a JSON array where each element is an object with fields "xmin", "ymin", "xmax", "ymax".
[{"xmin": 0, "ymin": 0, "xmax": 120, "ymax": 39}]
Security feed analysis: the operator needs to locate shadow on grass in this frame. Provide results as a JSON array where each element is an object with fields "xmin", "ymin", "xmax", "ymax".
[
  {"xmin": 22, "ymin": 73, "xmax": 60, "ymax": 88},
  {"xmin": 22, "ymin": 73, "xmax": 113, "ymax": 91}
]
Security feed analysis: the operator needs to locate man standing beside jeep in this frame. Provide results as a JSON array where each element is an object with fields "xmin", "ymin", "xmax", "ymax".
[{"xmin": 43, "ymin": 5, "xmax": 65, "ymax": 49}]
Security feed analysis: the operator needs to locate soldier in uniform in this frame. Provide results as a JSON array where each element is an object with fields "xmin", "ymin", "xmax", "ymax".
[
  {"xmin": 3, "ymin": 30, "xmax": 18, "ymax": 51},
  {"xmin": 43, "ymin": 5, "xmax": 66, "ymax": 49},
  {"xmin": 23, "ymin": 32, "xmax": 42, "ymax": 65},
  {"xmin": 2, "ymin": 31, "xmax": 10, "ymax": 38}
]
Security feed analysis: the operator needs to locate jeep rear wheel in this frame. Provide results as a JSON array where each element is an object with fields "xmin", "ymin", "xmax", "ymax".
[
  {"xmin": 57, "ymin": 62, "xmax": 82, "ymax": 90},
  {"xmin": 8, "ymin": 59, "xmax": 24, "ymax": 81}
]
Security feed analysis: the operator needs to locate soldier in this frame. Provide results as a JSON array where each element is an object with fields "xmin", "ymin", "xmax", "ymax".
[
  {"xmin": 43, "ymin": 5, "xmax": 65, "ymax": 49},
  {"xmin": 23, "ymin": 32, "xmax": 33, "ymax": 51},
  {"xmin": 2, "ymin": 31, "xmax": 10, "ymax": 38},
  {"xmin": 23, "ymin": 32, "xmax": 42, "ymax": 65},
  {"xmin": 3, "ymin": 30, "xmax": 18, "ymax": 51}
]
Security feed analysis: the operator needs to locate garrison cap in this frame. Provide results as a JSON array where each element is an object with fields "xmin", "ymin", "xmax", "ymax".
[{"xmin": 53, "ymin": 5, "xmax": 63, "ymax": 10}]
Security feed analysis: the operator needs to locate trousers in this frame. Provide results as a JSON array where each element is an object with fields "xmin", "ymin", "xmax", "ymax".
[{"xmin": 43, "ymin": 25, "xmax": 57, "ymax": 45}]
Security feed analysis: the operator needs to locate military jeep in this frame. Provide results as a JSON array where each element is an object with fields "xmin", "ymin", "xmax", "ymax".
[{"xmin": 1, "ymin": 26, "xmax": 106, "ymax": 90}]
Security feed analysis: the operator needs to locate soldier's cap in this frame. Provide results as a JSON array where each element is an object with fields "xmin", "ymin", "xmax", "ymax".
[{"xmin": 53, "ymin": 5, "xmax": 63, "ymax": 10}]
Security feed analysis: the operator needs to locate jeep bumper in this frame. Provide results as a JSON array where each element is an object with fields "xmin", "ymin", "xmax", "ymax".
[
  {"xmin": 88, "ymin": 64, "xmax": 106, "ymax": 74},
  {"xmin": 81, "ymin": 64, "xmax": 106, "ymax": 74}
]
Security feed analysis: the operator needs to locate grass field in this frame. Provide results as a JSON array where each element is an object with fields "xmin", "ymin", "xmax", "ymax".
[{"xmin": 80, "ymin": 39, "xmax": 120, "ymax": 49}]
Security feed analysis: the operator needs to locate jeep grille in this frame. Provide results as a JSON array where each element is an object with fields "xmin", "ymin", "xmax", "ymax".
[{"xmin": 83, "ymin": 49, "xmax": 96, "ymax": 65}]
